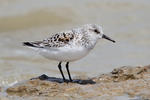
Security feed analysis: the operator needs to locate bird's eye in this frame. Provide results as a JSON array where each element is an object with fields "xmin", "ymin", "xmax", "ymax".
[{"xmin": 94, "ymin": 29, "xmax": 100, "ymax": 34}]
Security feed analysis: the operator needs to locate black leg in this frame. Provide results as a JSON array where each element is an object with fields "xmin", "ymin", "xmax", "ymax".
[
  {"xmin": 66, "ymin": 62, "xmax": 73, "ymax": 82},
  {"xmin": 58, "ymin": 62, "xmax": 66, "ymax": 81}
]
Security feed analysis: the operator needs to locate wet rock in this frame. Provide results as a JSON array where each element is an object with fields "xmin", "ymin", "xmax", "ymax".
[
  {"xmin": 5, "ymin": 65, "xmax": 150, "ymax": 100},
  {"xmin": 93, "ymin": 65, "xmax": 150, "ymax": 82}
]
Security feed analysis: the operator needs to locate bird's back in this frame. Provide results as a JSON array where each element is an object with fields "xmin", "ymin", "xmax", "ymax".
[{"xmin": 23, "ymin": 26, "xmax": 95, "ymax": 61}]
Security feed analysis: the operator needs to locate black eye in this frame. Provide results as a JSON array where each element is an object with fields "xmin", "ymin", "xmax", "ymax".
[{"xmin": 94, "ymin": 29, "xmax": 100, "ymax": 34}]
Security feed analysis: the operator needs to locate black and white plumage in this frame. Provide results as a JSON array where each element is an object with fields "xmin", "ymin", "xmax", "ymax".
[{"xmin": 23, "ymin": 24, "xmax": 115, "ymax": 82}]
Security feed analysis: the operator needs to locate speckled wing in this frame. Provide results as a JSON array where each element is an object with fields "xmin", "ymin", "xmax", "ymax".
[{"xmin": 23, "ymin": 30, "xmax": 76, "ymax": 49}]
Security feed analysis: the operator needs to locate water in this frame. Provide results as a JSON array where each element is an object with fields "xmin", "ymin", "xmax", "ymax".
[{"xmin": 0, "ymin": 0, "xmax": 150, "ymax": 87}]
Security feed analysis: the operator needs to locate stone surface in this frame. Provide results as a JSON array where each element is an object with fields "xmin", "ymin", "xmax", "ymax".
[{"xmin": 2, "ymin": 65, "xmax": 150, "ymax": 100}]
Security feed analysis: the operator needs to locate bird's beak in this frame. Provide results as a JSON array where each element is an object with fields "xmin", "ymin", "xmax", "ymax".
[{"xmin": 102, "ymin": 34, "xmax": 115, "ymax": 43}]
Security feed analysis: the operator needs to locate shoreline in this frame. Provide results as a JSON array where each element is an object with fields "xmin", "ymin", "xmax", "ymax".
[{"xmin": 0, "ymin": 65, "xmax": 150, "ymax": 100}]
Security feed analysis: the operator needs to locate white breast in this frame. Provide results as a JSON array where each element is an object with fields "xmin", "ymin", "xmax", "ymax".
[{"xmin": 38, "ymin": 46, "xmax": 91, "ymax": 62}]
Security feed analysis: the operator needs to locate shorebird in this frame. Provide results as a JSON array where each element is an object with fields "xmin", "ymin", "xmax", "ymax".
[{"xmin": 23, "ymin": 24, "xmax": 115, "ymax": 82}]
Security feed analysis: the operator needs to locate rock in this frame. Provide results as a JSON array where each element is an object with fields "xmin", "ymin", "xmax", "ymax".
[
  {"xmin": 93, "ymin": 65, "xmax": 150, "ymax": 82},
  {"xmin": 5, "ymin": 65, "xmax": 150, "ymax": 100}
]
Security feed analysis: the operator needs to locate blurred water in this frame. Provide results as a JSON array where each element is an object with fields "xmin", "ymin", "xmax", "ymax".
[{"xmin": 0, "ymin": 0, "xmax": 150, "ymax": 87}]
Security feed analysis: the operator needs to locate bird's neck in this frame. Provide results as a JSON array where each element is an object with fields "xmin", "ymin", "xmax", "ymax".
[{"xmin": 83, "ymin": 34, "xmax": 98, "ymax": 49}]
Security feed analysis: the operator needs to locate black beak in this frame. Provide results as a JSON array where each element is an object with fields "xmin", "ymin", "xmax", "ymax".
[{"xmin": 102, "ymin": 34, "xmax": 115, "ymax": 43}]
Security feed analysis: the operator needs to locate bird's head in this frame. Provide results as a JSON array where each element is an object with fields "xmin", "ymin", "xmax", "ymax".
[{"xmin": 83, "ymin": 24, "xmax": 115, "ymax": 43}]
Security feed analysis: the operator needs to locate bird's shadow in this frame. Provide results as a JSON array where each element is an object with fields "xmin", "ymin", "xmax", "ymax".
[{"xmin": 31, "ymin": 74, "xmax": 96, "ymax": 85}]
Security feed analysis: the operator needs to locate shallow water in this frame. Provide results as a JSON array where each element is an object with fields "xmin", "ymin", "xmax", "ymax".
[{"xmin": 0, "ymin": 0, "xmax": 150, "ymax": 88}]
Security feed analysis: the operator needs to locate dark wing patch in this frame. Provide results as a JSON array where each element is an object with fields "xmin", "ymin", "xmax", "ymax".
[
  {"xmin": 23, "ymin": 31, "xmax": 75, "ymax": 48},
  {"xmin": 58, "ymin": 33, "xmax": 74, "ymax": 43},
  {"xmin": 42, "ymin": 31, "xmax": 75, "ymax": 48}
]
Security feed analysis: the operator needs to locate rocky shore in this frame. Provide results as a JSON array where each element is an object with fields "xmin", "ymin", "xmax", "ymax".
[{"xmin": 1, "ymin": 65, "xmax": 150, "ymax": 100}]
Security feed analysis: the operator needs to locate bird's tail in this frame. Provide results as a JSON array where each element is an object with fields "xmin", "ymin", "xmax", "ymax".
[
  {"xmin": 23, "ymin": 42, "xmax": 37, "ymax": 47},
  {"xmin": 23, "ymin": 41, "xmax": 44, "ymax": 49}
]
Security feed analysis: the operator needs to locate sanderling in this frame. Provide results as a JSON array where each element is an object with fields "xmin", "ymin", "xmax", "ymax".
[{"xmin": 23, "ymin": 24, "xmax": 115, "ymax": 82}]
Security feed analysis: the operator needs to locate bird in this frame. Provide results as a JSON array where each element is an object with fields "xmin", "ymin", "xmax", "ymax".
[{"xmin": 23, "ymin": 24, "xmax": 115, "ymax": 82}]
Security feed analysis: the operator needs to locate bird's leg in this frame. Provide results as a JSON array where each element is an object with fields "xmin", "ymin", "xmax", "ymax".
[
  {"xmin": 66, "ymin": 62, "xmax": 73, "ymax": 82},
  {"xmin": 58, "ymin": 62, "xmax": 66, "ymax": 81}
]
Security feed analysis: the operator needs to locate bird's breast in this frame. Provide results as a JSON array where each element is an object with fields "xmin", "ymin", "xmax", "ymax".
[{"xmin": 39, "ymin": 46, "xmax": 90, "ymax": 62}]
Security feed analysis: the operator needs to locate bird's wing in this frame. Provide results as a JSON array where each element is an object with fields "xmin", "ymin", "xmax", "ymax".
[{"xmin": 23, "ymin": 30, "xmax": 76, "ymax": 49}]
